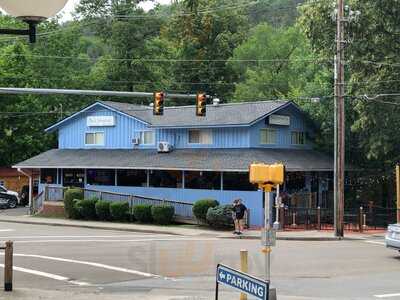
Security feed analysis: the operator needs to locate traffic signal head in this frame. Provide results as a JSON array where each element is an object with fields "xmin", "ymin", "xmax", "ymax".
[
  {"xmin": 153, "ymin": 92, "xmax": 164, "ymax": 115},
  {"xmin": 196, "ymin": 93, "xmax": 207, "ymax": 117},
  {"xmin": 249, "ymin": 163, "xmax": 285, "ymax": 187}
]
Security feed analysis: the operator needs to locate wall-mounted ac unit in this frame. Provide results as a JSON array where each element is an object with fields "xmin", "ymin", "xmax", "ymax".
[
  {"xmin": 158, "ymin": 141, "xmax": 173, "ymax": 153},
  {"xmin": 132, "ymin": 138, "xmax": 140, "ymax": 145}
]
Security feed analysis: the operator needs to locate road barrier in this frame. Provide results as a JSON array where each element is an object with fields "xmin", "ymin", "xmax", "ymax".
[{"xmin": 0, "ymin": 241, "xmax": 13, "ymax": 291}]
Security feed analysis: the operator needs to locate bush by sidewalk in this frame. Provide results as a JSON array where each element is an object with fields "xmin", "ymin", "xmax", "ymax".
[
  {"xmin": 151, "ymin": 205, "xmax": 175, "ymax": 225},
  {"xmin": 110, "ymin": 201, "xmax": 130, "ymax": 221},
  {"xmin": 76, "ymin": 198, "xmax": 98, "ymax": 220},
  {"xmin": 206, "ymin": 204, "xmax": 234, "ymax": 229},
  {"xmin": 95, "ymin": 200, "xmax": 111, "ymax": 221},
  {"xmin": 193, "ymin": 199, "xmax": 219, "ymax": 223},
  {"xmin": 64, "ymin": 188, "xmax": 84, "ymax": 219},
  {"xmin": 133, "ymin": 204, "xmax": 153, "ymax": 223}
]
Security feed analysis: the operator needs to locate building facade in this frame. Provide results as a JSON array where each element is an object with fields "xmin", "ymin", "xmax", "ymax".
[{"xmin": 14, "ymin": 100, "xmax": 333, "ymax": 226}]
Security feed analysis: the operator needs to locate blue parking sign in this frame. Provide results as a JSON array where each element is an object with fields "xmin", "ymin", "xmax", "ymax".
[{"xmin": 216, "ymin": 264, "xmax": 269, "ymax": 300}]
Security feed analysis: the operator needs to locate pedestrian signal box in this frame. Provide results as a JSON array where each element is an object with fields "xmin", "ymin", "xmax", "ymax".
[{"xmin": 249, "ymin": 163, "xmax": 285, "ymax": 186}]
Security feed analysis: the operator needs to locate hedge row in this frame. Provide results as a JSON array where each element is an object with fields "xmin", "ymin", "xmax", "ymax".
[
  {"xmin": 63, "ymin": 189, "xmax": 175, "ymax": 225},
  {"xmin": 192, "ymin": 198, "xmax": 234, "ymax": 229}
]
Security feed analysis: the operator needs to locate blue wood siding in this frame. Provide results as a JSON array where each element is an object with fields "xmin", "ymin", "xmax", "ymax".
[
  {"xmin": 58, "ymin": 105, "xmax": 155, "ymax": 149},
  {"xmin": 249, "ymin": 105, "xmax": 313, "ymax": 149}
]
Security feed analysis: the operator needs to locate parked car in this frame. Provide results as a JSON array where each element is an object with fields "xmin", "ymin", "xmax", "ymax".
[
  {"xmin": 0, "ymin": 186, "xmax": 19, "ymax": 208},
  {"xmin": 385, "ymin": 223, "xmax": 400, "ymax": 252}
]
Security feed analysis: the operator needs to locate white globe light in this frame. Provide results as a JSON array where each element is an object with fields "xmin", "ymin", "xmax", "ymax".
[{"xmin": 0, "ymin": 0, "xmax": 69, "ymax": 21}]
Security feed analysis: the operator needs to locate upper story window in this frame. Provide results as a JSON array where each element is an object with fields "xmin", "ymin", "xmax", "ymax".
[
  {"xmin": 140, "ymin": 131, "xmax": 155, "ymax": 145},
  {"xmin": 291, "ymin": 131, "xmax": 306, "ymax": 145},
  {"xmin": 85, "ymin": 132, "xmax": 105, "ymax": 146},
  {"xmin": 188, "ymin": 129, "xmax": 212, "ymax": 144},
  {"xmin": 260, "ymin": 128, "xmax": 277, "ymax": 144}
]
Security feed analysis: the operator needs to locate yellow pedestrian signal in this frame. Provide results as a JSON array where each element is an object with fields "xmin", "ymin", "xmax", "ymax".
[
  {"xmin": 153, "ymin": 92, "xmax": 164, "ymax": 115},
  {"xmin": 196, "ymin": 93, "xmax": 207, "ymax": 117},
  {"xmin": 249, "ymin": 163, "xmax": 285, "ymax": 187}
]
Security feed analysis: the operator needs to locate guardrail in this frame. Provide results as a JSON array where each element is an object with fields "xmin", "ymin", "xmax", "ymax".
[{"xmin": 0, "ymin": 241, "xmax": 13, "ymax": 291}]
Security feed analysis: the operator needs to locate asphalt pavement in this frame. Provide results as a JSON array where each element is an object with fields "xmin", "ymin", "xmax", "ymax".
[{"xmin": 0, "ymin": 222, "xmax": 398, "ymax": 299}]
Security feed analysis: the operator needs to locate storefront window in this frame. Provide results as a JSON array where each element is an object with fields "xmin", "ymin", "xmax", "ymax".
[
  {"xmin": 117, "ymin": 170, "xmax": 147, "ymax": 187},
  {"xmin": 40, "ymin": 169, "xmax": 57, "ymax": 184},
  {"xmin": 185, "ymin": 171, "xmax": 221, "ymax": 190},
  {"xmin": 223, "ymin": 172, "xmax": 258, "ymax": 191},
  {"xmin": 87, "ymin": 169, "xmax": 115, "ymax": 186},
  {"xmin": 149, "ymin": 170, "xmax": 182, "ymax": 188},
  {"xmin": 63, "ymin": 169, "xmax": 85, "ymax": 187}
]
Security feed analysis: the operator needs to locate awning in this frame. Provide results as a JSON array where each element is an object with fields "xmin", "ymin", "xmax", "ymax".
[{"xmin": 13, "ymin": 148, "xmax": 333, "ymax": 172}]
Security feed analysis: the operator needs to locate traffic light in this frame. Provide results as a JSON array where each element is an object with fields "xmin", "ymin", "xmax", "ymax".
[
  {"xmin": 153, "ymin": 92, "xmax": 164, "ymax": 115},
  {"xmin": 249, "ymin": 163, "xmax": 285, "ymax": 187},
  {"xmin": 196, "ymin": 93, "xmax": 207, "ymax": 117}
]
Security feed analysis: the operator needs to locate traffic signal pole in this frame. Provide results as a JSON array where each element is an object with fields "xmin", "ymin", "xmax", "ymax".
[
  {"xmin": 396, "ymin": 165, "xmax": 400, "ymax": 224},
  {"xmin": 334, "ymin": 0, "xmax": 345, "ymax": 238}
]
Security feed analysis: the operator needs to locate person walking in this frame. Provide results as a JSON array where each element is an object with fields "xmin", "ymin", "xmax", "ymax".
[{"xmin": 232, "ymin": 198, "xmax": 247, "ymax": 235}]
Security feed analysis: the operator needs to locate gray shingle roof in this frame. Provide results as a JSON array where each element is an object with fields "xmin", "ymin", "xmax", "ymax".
[
  {"xmin": 13, "ymin": 148, "xmax": 333, "ymax": 172},
  {"xmin": 99, "ymin": 100, "xmax": 292, "ymax": 128}
]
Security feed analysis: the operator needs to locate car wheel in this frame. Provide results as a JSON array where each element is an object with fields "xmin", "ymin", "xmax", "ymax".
[{"xmin": 8, "ymin": 198, "xmax": 17, "ymax": 209}]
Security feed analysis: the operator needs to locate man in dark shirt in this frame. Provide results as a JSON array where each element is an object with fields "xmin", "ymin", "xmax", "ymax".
[{"xmin": 232, "ymin": 198, "xmax": 247, "ymax": 235}]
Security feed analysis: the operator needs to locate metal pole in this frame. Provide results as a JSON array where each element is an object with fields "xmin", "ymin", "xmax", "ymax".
[
  {"xmin": 396, "ymin": 165, "xmax": 400, "ymax": 223},
  {"xmin": 0, "ymin": 87, "xmax": 198, "ymax": 99},
  {"xmin": 240, "ymin": 250, "xmax": 248, "ymax": 300},
  {"xmin": 273, "ymin": 185, "xmax": 280, "ymax": 229},
  {"xmin": 264, "ymin": 189, "xmax": 271, "ymax": 282},
  {"xmin": 334, "ymin": 0, "xmax": 345, "ymax": 238},
  {"xmin": 4, "ymin": 240, "xmax": 13, "ymax": 292}
]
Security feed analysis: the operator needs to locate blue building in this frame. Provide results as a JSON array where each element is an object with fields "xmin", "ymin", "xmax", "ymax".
[{"xmin": 14, "ymin": 100, "xmax": 333, "ymax": 226}]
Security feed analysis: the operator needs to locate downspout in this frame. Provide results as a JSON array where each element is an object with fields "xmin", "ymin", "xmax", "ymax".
[{"xmin": 17, "ymin": 168, "xmax": 33, "ymax": 214}]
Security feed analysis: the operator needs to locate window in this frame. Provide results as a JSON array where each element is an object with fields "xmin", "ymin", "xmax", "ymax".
[
  {"xmin": 117, "ymin": 170, "xmax": 147, "ymax": 187},
  {"xmin": 140, "ymin": 131, "xmax": 155, "ymax": 145},
  {"xmin": 87, "ymin": 169, "xmax": 115, "ymax": 186},
  {"xmin": 85, "ymin": 132, "xmax": 104, "ymax": 146},
  {"xmin": 149, "ymin": 170, "xmax": 182, "ymax": 188},
  {"xmin": 291, "ymin": 131, "xmax": 306, "ymax": 145},
  {"xmin": 63, "ymin": 169, "xmax": 85, "ymax": 188},
  {"xmin": 185, "ymin": 171, "xmax": 221, "ymax": 190},
  {"xmin": 223, "ymin": 172, "xmax": 258, "ymax": 191},
  {"xmin": 40, "ymin": 169, "xmax": 57, "ymax": 184},
  {"xmin": 260, "ymin": 128, "xmax": 277, "ymax": 144},
  {"xmin": 188, "ymin": 129, "xmax": 212, "ymax": 144}
]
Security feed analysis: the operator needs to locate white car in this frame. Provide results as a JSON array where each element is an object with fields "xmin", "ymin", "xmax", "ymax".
[
  {"xmin": 0, "ymin": 186, "xmax": 19, "ymax": 208},
  {"xmin": 386, "ymin": 224, "xmax": 400, "ymax": 251}
]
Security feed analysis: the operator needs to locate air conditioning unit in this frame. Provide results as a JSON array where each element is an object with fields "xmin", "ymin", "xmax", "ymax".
[
  {"xmin": 132, "ymin": 138, "xmax": 140, "ymax": 145},
  {"xmin": 158, "ymin": 141, "xmax": 173, "ymax": 153}
]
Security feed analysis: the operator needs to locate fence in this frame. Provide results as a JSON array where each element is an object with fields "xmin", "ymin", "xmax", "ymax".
[
  {"xmin": 280, "ymin": 206, "xmax": 398, "ymax": 231},
  {"xmin": 39, "ymin": 185, "xmax": 195, "ymax": 222}
]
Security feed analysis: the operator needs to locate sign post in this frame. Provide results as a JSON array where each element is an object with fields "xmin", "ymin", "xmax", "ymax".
[{"xmin": 216, "ymin": 264, "xmax": 269, "ymax": 300}]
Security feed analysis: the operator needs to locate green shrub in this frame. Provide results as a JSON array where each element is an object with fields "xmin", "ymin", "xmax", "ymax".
[
  {"xmin": 95, "ymin": 200, "xmax": 111, "ymax": 221},
  {"xmin": 193, "ymin": 199, "xmax": 219, "ymax": 222},
  {"xmin": 133, "ymin": 204, "xmax": 153, "ymax": 223},
  {"xmin": 75, "ymin": 198, "xmax": 98, "ymax": 220},
  {"xmin": 64, "ymin": 188, "xmax": 83, "ymax": 219},
  {"xmin": 206, "ymin": 205, "xmax": 234, "ymax": 229},
  {"xmin": 71, "ymin": 199, "xmax": 83, "ymax": 219},
  {"xmin": 110, "ymin": 201, "xmax": 130, "ymax": 221},
  {"xmin": 151, "ymin": 205, "xmax": 175, "ymax": 225}
]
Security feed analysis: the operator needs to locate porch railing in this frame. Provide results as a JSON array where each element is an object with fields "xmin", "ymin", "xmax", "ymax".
[{"xmin": 39, "ymin": 185, "xmax": 195, "ymax": 221}]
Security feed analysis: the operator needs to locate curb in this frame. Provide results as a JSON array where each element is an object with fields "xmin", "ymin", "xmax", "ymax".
[
  {"xmin": 0, "ymin": 218, "xmax": 184, "ymax": 236},
  {"xmin": 218, "ymin": 234, "xmax": 365, "ymax": 241}
]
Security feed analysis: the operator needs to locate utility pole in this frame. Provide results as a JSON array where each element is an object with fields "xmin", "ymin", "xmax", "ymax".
[{"xmin": 334, "ymin": 0, "xmax": 345, "ymax": 238}]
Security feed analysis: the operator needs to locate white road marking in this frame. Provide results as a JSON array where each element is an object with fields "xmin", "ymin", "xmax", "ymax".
[
  {"xmin": 365, "ymin": 240, "xmax": 386, "ymax": 246},
  {"xmin": 3, "ymin": 238, "xmax": 217, "ymax": 244},
  {"xmin": 0, "ymin": 229, "xmax": 15, "ymax": 232},
  {"xmin": 6, "ymin": 253, "xmax": 162, "ymax": 279},
  {"xmin": 0, "ymin": 234, "xmax": 171, "ymax": 239},
  {"xmin": 0, "ymin": 263, "xmax": 90, "ymax": 286},
  {"xmin": 374, "ymin": 293, "xmax": 400, "ymax": 298}
]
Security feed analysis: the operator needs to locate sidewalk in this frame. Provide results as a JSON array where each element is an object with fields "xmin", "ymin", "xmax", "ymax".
[{"xmin": 0, "ymin": 214, "xmax": 385, "ymax": 241}]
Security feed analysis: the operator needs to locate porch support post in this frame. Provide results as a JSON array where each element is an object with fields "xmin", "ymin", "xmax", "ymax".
[
  {"xmin": 220, "ymin": 172, "xmax": 224, "ymax": 191},
  {"xmin": 115, "ymin": 169, "xmax": 118, "ymax": 186},
  {"xmin": 182, "ymin": 170, "xmax": 185, "ymax": 189},
  {"xmin": 146, "ymin": 170, "xmax": 150, "ymax": 187},
  {"xmin": 84, "ymin": 169, "xmax": 87, "ymax": 186}
]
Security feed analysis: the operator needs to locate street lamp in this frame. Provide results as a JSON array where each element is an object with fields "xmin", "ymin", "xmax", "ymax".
[{"xmin": 0, "ymin": 0, "xmax": 69, "ymax": 43}]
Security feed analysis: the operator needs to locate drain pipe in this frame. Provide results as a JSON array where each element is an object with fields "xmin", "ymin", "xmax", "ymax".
[{"xmin": 17, "ymin": 168, "xmax": 33, "ymax": 214}]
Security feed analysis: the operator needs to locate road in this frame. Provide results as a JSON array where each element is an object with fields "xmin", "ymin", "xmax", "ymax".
[{"xmin": 0, "ymin": 222, "xmax": 398, "ymax": 299}]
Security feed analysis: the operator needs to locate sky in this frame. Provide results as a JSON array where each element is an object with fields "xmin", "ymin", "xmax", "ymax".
[{"xmin": 60, "ymin": 0, "xmax": 172, "ymax": 21}]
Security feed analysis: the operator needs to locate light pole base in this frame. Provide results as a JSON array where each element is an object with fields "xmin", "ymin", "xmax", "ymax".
[
  {"xmin": 273, "ymin": 222, "xmax": 280, "ymax": 230},
  {"xmin": 269, "ymin": 287, "xmax": 277, "ymax": 300}
]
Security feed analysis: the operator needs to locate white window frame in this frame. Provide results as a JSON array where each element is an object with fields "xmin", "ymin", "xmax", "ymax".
[
  {"xmin": 291, "ymin": 131, "xmax": 306, "ymax": 145},
  {"xmin": 260, "ymin": 128, "xmax": 277, "ymax": 145},
  {"xmin": 188, "ymin": 129, "xmax": 213, "ymax": 145},
  {"xmin": 85, "ymin": 131, "xmax": 105, "ymax": 146},
  {"xmin": 140, "ymin": 130, "xmax": 155, "ymax": 145}
]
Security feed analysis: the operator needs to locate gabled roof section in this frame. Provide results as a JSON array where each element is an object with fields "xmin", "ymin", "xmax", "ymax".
[
  {"xmin": 45, "ymin": 101, "xmax": 150, "ymax": 133},
  {"xmin": 100, "ymin": 100, "xmax": 294, "ymax": 128},
  {"xmin": 45, "ymin": 99, "xmax": 307, "ymax": 132}
]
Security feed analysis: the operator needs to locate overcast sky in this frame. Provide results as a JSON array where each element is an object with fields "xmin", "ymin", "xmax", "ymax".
[{"xmin": 60, "ymin": 0, "xmax": 172, "ymax": 20}]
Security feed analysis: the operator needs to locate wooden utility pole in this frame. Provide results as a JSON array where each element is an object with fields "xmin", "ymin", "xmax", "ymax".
[
  {"xmin": 396, "ymin": 165, "xmax": 400, "ymax": 223},
  {"xmin": 334, "ymin": 0, "xmax": 345, "ymax": 238}
]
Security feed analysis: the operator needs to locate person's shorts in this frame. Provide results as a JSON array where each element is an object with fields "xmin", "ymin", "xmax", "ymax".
[{"xmin": 235, "ymin": 215, "xmax": 244, "ymax": 220}]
